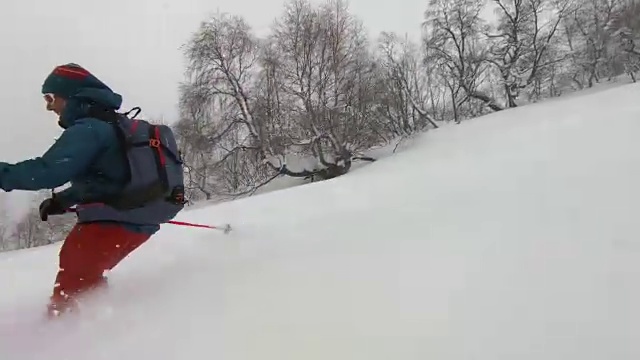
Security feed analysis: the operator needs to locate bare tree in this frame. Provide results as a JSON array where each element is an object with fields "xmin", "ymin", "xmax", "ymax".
[
  {"xmin": 175, "ymin": 82, "xmax": 273, "ymax": 200},
  {"xmin": 180, "ymin": 12, "xmax": 282, "ymax": 197},
  {"xmin": 269, "ymin": 0, "xmax": 381, "ymax": 179},
  {"xmin": 377, "ymin": 32, "xmax": 439, "ymax": 135},
  {"xmin": 423, "ymin": 0, "xmax": 504, "ymax": 115},
  {"xmin": 609, "ymin": 0, "xmax": 640, "ymax": 81},
  {"xmin": 184, "ymin": 12, "xmax": 266, "ymax": 150},
  {"xmin": 561, "ymin": 0, "xmax": 627, "ymax": 88},
  {"xmin": 0, "ymin": 194, "xmax": 14, "ymax": 251},
  {"xmin": 487, "ymin": 0, "xmax": 571, "ymax": 106}
]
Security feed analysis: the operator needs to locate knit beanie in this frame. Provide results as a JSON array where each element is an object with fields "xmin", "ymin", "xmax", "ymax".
[{"xmin": 41, "ymin": 63, "xmax": 112, "ymax": 99}]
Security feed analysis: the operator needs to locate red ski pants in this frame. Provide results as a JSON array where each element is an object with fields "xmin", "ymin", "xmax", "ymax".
[{"xmin": 50, "ymin": 223, "xmax": 151, "ymax": 308}]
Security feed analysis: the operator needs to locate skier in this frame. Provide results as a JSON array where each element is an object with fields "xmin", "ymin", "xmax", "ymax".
[{"xmin": 0, "ymin": 63, "xmax": 185, "ymax": 317}]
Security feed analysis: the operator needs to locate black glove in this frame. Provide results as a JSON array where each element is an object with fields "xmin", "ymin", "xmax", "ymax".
[{"xmin": 39, "ymin": 197, "xmax": 67, "ymax": 221}]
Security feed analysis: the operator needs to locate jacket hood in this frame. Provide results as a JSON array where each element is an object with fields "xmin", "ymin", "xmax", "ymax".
[{"xmin": 59, "ymin": 87, "xmax": 123, "ymax": 128}]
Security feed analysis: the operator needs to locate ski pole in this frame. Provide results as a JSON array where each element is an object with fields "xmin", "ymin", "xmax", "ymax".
[
  {"xmin": 63, "ymin": 208, "xmax": 232, "ymax": 234},
  {"xmin": 167, "ymin": 220, "xmax": 232, "ymax": 234}
]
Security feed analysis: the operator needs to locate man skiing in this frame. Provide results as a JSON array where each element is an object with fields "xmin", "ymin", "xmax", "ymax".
[{"xmin": 0, "ymin": 63, "xmax": 184, "ymax": 316}]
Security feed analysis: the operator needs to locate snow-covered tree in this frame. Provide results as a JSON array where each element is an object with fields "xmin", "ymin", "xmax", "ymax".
[{"xmin": 487, "ymin": 0, "xmax": 571, "ymax": 106}]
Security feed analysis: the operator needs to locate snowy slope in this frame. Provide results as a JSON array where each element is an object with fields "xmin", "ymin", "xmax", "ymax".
[{"xmin": 2, "ymin": 83, "xmax": 640, "ymax": 360}]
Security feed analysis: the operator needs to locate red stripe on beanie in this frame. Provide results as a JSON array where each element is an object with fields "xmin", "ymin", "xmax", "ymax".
[{"xmin": 52, "ymin": 66, "xmax": 90, "ymax": 79}]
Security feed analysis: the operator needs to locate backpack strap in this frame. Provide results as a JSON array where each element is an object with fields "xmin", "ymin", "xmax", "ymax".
[
  {"xmin": 148, "ymin": 125, "xmax": 169, "ymax": 191},
  {"xmin": 147, "ymin": 125, "xmax": 186, "ymax": 205},
  {"xmin": 85, "ymin": 104, "xmax": 132, "ymax": 182},
  {"xmin": 123, "ymin": 107, "xmax": 142, "ymax": 119}
]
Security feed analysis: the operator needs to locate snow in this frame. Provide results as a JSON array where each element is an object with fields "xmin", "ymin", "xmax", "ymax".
[{"xmin": 2, "ymin": 82, "xmax": 640, "ymax": 359}]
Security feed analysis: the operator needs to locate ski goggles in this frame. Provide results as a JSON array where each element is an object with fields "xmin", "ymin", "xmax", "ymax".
[
  {"xmin": 44, "ymin": 93, "xmax": 55, "ymax": 104},
  {"xmin": 43, "ymin": 93, "xmax": 55, "ymax": 110}
]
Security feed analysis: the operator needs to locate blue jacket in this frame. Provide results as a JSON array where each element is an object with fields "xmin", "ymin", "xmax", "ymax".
[{"xmin": 0, "ymin": 88, "xmax": 160, "ymax": 235}]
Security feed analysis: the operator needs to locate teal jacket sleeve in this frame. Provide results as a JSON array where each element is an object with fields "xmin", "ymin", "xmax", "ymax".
[{"xmin": 0, "ymin": 121, "xmax": 105, "ymax": 193}]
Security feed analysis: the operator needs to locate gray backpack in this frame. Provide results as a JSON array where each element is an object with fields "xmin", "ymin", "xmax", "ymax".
[{"xmin": 77, "ymin": 106, "xmax": 186, "ymax": 225}]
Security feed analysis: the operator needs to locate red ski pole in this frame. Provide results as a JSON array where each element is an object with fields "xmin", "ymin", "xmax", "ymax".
[{"xmin": 167, "ymin": 220, "xmax": 232, "ymax": 234}]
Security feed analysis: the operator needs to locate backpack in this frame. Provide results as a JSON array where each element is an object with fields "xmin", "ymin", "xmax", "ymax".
[{"xmin": 77, "ymin": 105, "xmax": 186, "ymax": 225}]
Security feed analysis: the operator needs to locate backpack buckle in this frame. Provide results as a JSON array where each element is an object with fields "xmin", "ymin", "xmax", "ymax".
[
  {"xmin": 149, "ymin": 139, "xmax": 161, "ymax": 148},
  {"xmin": 168, "ymin": 186, "xmax": 187, "ymax": 205}
]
